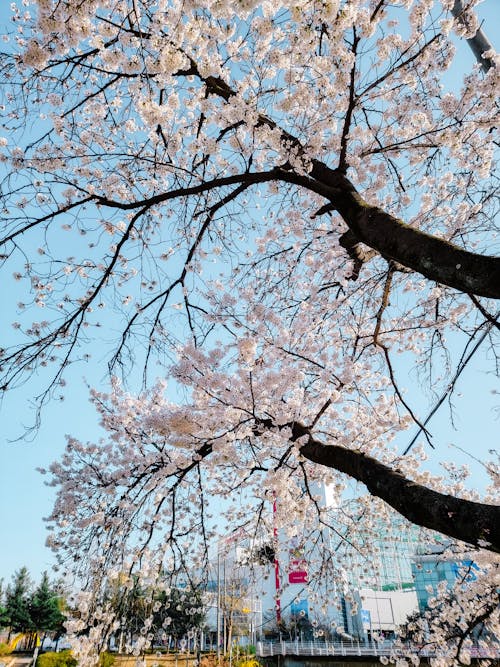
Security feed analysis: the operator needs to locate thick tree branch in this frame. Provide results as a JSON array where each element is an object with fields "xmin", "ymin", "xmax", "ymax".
[
  {"xmin": 93, "ymin": 169, "xmax": 279, "ymax": 210},
  {"xmin": 299, "ymin": 434, "xmax": 500, "ymax": 553},
  {"xmin": 92, "ymin": 160, "xmax": 500, "ymax": 299},
  {"xmin": 281, "ymin": 164, "xmax": 500, "ymax": 299},
  {"xmin": 452, "ymin": 0, "xmax": 495, "ymax": 73},
  {"xmin": 254, "ymin": 420, "xmax": 500, "ymax": 553},
  {"xmin": 170, "ymin": 62, "xmax": 500, "ymax": 298},
  {"xmin": 33, "ymin": 34, "xmax": 496, "ymax": 300}
]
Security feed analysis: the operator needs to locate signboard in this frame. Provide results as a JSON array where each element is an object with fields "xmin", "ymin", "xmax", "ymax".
[
  {"xmin": 288, "ymin": 540, "xmax": 308, "ymax": 584},
  {"xmin": 361, "ymin": 609, "xmax": 371, "ymax": 626},
  {"xmin": 289, "ymin": 560, "xmax": 308, "ymax": 584},
  {"xmin": 451, "ymin": 560, "xmax": 478, "ymax": 581},
  {"xmin": 291, "ymin": 598, "xmax": 309, "ymax": 617}
]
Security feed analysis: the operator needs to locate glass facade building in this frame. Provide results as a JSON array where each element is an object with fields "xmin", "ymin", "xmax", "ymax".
[{"xmin": 412, "ymin": 552, "xmax": 477, "ymax": 612}]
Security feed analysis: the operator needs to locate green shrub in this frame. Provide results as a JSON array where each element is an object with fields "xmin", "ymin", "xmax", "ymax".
[
  {"xmin": 0, "ymin": 643, "xmax": 12, "ymax": 656},
  {"xmin": 36, "ymin": 650, "xmax": 77, "ymax": 667},
  {"xmin": 98, "ymin": 652, "xmax": 115, "ymax": 667}
]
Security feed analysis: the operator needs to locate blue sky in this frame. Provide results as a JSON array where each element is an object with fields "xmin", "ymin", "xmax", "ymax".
[{"xmin": 0, "ymin": 1, "xmax": 499, "ymax": 586}]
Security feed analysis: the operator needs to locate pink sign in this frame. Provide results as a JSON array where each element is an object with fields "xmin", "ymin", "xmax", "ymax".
[{"xmin": 289, "ymin": 559, "xmax": 308, "ymax": 584}]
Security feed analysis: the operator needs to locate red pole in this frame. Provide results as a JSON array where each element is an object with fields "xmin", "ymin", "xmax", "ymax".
[{"xmin": 273, "ymin": 499, "xmax": 281, "ymax": 623}]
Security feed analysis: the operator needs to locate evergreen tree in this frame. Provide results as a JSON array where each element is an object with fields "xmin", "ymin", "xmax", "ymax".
[
  {"xmin": 0, "ymin": 579, "xmax": 10, "ymax": 629},
  {"xmin": 107, "ymin": 578, "xmax": 205, "ymax": 647},
  {"xmin": 152, "ymin": 587, "xmax": 205, "ymax": 643},
  {"xmin": 112, "ymin": 578, "xmax": 149, "ymax": 639},
  {"xmin": 5, "ymin": 567, "xmax": 33, "ymax": 633},
  {"xmin": 30, "ymin": 572, "xmax": 66, "ymax": 635}
]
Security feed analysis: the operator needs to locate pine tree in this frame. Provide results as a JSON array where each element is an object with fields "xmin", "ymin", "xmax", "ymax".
[
  {"xmin": 0, "ymin": 579, "xmax": 10, "ymax": 629},
  {"xmin": 152, "ymin": 587, "xmax": 205, "ymax": 643},
  {"xmin": 30, "ymin": 572, "xmax": 65, "ymax": 636},
  {"xmin": 5, "ymin": 567, "xmax": 33, "ymax": 634}
]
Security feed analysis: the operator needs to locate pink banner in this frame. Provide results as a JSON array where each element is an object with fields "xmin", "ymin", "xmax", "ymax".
[{"xmin": 289, "ymin": 559, "xmax": 308, "ymax": 584}]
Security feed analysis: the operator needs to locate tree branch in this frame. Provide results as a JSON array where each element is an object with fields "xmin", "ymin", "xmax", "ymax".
[
  {"xmin": 252, "ymin": 420, "xmax": 500, "ymax": 553},
  {"xmin": 169, "ymin": 56, "xmax": 500, "ymax": 298},
  {"xmin": 280, "ymin": 165, "xmax": 500, "ymax": 299},
  {"xmin": 299, "ymin": 432, "xmax": 499, "ymax": 553},
  {"xmin": 452, "ymin": 0, "xmax": 496, "ymax": 73}
]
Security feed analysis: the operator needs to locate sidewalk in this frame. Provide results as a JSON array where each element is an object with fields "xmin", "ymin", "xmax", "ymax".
[{"xmin": 1, "ymin": 654, "xmax": 33, "ymax": 667}]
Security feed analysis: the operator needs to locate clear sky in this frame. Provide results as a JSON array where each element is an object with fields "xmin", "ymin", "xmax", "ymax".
[{"xmin": 0, "ymin": 1, "xmax": 498, "ymax": 587}]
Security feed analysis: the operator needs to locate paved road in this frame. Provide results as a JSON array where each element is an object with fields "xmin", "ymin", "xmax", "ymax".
[{"xmin": 1, "ymin": 654, "xmax": 33, "ymax": 667}]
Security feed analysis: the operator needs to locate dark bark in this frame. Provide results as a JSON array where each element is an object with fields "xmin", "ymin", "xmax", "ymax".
[
  {"xmin": 279, "ymin": 164, "xmax": 500, "ymax": 299},
  {"xmin": 96, "ymin": 160, "xmax": 500, "ymax": 298},
  {"xmin": 179, "ymin": 51, "xmax": 500, "ymax": 299},
  {"xmin": 298, "ymin": 431, "xmax": 500, "ymax": 553},
  {"xmin": 253, "ymin": 418, "xmax": 500, "ymax": 552},
  {"xmin": 452, "ymin": 0, "xmax": 495, "ymax": 73}
]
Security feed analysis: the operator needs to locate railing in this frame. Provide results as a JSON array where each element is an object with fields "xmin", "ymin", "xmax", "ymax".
[
  {"xmin": 256, "ymin": 640, "xmax": 499, "ymax": 659},
  {"xmin": 257, "ymin": 641, "xmax": 397, "ymax": 658}
]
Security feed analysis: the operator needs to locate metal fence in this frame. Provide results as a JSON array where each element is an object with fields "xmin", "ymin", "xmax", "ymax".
[{"xmin": 256, "ymin": 640, "xmax": 499, "ymax": 659}]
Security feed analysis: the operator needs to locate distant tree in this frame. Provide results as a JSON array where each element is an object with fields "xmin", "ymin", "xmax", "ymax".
[
  {"xmin": 30, "ymin": 572, "xmax": 66, "ymax": 639},
  {"xmin": 104, "ymin": 577, "xmax": 204, "ymax": 653},
  {"xmin": 113, "ymin": 578, "xmax": 150, "ymax": 646},
  {"xmin": 5, "ymin": 567, "xmax": 33, "ymax": 636},
  {"xmin": 49, "ymin": 580, "xmax": 69, "ymax": 647},
  {"xmin": 2, "ymin": 569, "xmax": 66, "ymax": 647},
  {"xmin": 286, "ymin": 614, "xmax": 315, "ymax": 642},
  {"xmin": 0, "ymin": 580, "xmax": 10, "ymax": 629},
  {"xmin": 152, "ymin": 587, "xmax": 205, "ymax": 646},
  {"xmin": 218, "ymin": 570, "xmax": 252, "ymax": 654}
]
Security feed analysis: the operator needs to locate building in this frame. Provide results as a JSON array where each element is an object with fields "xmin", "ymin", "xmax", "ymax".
[
  {"xmin": 206, "ymin": 492, "xmax": 430, "ymax": 643},
  {"xmin": 357, "ymin": 587, "xmax": 419, "ymax": 640},
  {"xmin": 411, "ymin": 545, "xmax": 478, "ymax": 612},
  {"xmin": 330, "ymin": 499, "xmax": 424, "ymax": 592}
]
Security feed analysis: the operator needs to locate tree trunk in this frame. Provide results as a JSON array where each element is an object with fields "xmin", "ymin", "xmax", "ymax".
[
  {"xmin": 300, "ymin": 434, "xmax": 500, "ymax": 552},
  {"xmin": 255, "ymin": 418, "xmax": 500, "ymax": 553},
  {"xmin": 452, "ymin": 0, "xmax": 495, "ymax": 72},
  {"xmin": 278, "ymin": 164, "xmax": 500, "ymax": 299}
]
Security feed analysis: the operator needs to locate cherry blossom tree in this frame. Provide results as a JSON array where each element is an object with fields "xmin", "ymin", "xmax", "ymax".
[
  {"xmin": 400, "ymin": 553, "xmax": 500, "ymax": 664},
  {"xmin": 0, "ymin": 0, "xmax": 499, "ymax": 663}
]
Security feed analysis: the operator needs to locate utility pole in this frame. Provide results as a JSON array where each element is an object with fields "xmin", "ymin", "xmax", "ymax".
[
  {"xmin": 273, "ymin": 499, "xmax": 281, "ymax": 625},
  {"xmin": 223, "ymin": 558, "xmax": 227, "ymax": 655},
  {"xmin": 216, "ymin": 552, "xmax": 221, "ymax": 664}
]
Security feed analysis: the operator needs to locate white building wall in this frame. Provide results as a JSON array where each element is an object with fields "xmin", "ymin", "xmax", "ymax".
[{"xmin": 359, "ymin": 588, "xmax": 418, "ymax": 634}]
